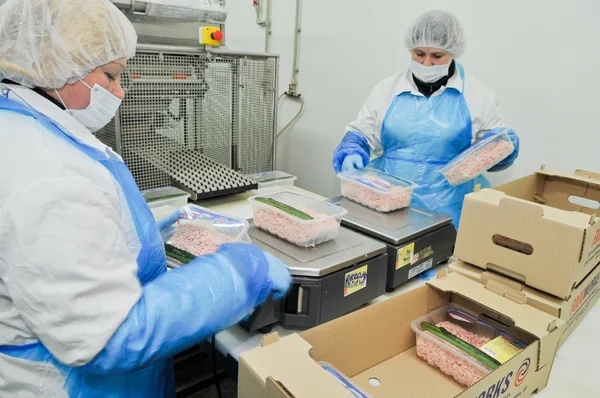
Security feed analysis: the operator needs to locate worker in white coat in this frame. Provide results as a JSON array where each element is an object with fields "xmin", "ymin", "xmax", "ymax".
[
  {"xmin": 0, "ymin": 0, "xmax": 291, "ymax": 397},
  {"xmin": 333, "ymin": 10, "xmax": 520, "ymax": 229}
]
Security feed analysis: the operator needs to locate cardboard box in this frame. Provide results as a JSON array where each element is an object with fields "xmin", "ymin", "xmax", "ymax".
[
  {"xmin": 455, "ymin": 168, "xmax": 600, "ymax": 299},
  {"xmin": 239, "ymin": 272, "xmax": 564, "ymax": 398},
  {"xmin": 449, "ymin": 261, "xmax": 600, "ymax": 346}
]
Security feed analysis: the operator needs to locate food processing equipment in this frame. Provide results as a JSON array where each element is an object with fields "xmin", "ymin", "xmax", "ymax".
[{"xmin": 100, "ymin": 0, "xmax": 279, "ymax": 200}]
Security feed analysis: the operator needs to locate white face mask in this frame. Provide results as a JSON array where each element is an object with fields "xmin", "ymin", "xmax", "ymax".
[
  {"xmin": 55, "ymin": 81, "xmax": 121, "ymax": 133},
  {"xmin": 409, "ymin": 60, "xmax": 452, "ymax": 83}
]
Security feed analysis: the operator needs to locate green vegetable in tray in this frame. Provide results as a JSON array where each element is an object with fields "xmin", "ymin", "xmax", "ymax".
[
  {"xmin": 165, "ymin": 244, "xmax": 196, "ymax": 265},
  {"xmin": 421, "ymin": 322, "xmax": 502, "ymax": 370},
  {"xmin": 254, "ymin": 197, "xmax": 314, "ymax": 220}
]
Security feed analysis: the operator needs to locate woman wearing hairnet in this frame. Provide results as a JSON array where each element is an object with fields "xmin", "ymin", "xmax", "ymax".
[
  {"xmin": 333, "ymin": 10, "xmax": 520, "ymax": 228},
  {"xmin": 0, "ymin": 0, "xmax": 290, "ymax": 396}
]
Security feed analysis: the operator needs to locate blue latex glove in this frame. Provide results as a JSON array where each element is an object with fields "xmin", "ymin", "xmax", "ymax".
[
  {"xmin": 81, "ymin": 243, "xmax": 291, "ymax": 375},
  {"xmin": 342, "ymin": 154, "xmax": 365, "ymax": 173},
  {"xmin": 156, "ymin": 210, "xmax": 180, "ymax": 232},
  {"xmin": 332, "ymin": 131, "xmax": 370, "ymax": 173},
  {"xmin": 264, "ymin": 252, "xmax": 292, "ymax": 300},
  {"xmin": 483, "ymin": 128, "xmax": 520, "ymax": 172}
]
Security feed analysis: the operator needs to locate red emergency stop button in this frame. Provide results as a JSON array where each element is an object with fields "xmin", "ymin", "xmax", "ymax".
[{"xmin": 211, "ymin": 31, "xmax": 223, "ymax": 42}]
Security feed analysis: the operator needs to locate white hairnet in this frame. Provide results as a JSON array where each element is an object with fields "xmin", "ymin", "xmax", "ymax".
[
  {"xmin": 405, "ymin": 10, "xmax": 465, "ymax": 58},
  {"xmin": 0, "ymin": 0, "xmax": 137, "ymax": 89}
]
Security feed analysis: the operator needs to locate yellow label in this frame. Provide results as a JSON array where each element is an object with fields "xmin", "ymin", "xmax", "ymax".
[
  {"xmin": 344, "ymin": 265, "xmax": 368, "ymax": 297},
  {"xmin": 396, "ymin": 243, "xmax": 415, "ymax": 270},
  {"xmin": 480, "ymin": 336, "xmax": 523, "ymax": 364}
]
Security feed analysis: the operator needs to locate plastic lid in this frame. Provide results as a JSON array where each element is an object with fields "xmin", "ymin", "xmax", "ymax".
[
  {"xmin": 249, "ymin": 191, "xmax": 347, "ymax": 221},
  {"xmin": 178, "ymin": 204, "xmax": 249, "ymax": 241},
  {"xmin": 142, "ymin": 186, "xmax": 190, "ymax": 202},
  {"xmin": 340, "ymin": 169, "xmax": 416, "ymax": 192},
  {"xmin": 245, "ymin": 171, "xmax": 296, "ymax": 184}
]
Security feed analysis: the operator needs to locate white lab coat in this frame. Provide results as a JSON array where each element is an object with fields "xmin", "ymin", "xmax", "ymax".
[
  {"xmin": 346, "ymin": 68, "xmax": 506, "ymax": 157},
  {"xmin": 0, "ymin": 85, "xmax": 143, "ymax": 397}
]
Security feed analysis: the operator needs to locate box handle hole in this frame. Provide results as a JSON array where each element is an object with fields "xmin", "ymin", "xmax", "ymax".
[
  {"xmin": 492, "ymin": 234, "xmax": 534, "ymax": 256},
  {"xmin": 568, "ymin": 195, "xmax": 600, "ymax": 210},
  {"xmin": 368, "ymin": 378, "xmax": 381, "ymax": 387}
]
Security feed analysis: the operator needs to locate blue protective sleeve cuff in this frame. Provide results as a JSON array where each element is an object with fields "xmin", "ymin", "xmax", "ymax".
[
  {"xmin": 81, "ymin": 243, "xmax": 269, "ymax": 375},
  {"xmin": 332, "ymin": 131, "xmax": 371, "ymax": 173}
]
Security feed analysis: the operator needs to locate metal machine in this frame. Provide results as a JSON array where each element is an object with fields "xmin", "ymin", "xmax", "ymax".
[
  {"xmin": 240, "ymin": 224, "xmax": 388, "ymax": 333},
  {"xmin": 331, "ymin": 197, "xmax": 457, "ymax": 292},
  {"xmin": 100, "ymin": 1, "xmax": 279, "ymax": 200}
]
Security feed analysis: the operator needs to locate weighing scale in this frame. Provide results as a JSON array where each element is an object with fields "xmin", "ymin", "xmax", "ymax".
[
  {"xmin": 240, "ymin": 224, "xmax": 388, "ymax": 333},
  {"xmin": 330, "ymin": 197, "xmax": 456, "ymax": 292}
]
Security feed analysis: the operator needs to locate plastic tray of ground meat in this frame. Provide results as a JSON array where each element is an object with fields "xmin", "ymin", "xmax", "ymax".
[
  {"xmin": 411, "ymin": 305, "xmax": 527, "ymax": 388},
  {"xmin": 339, "ymin": 169, "xmax": 416, "ymax": 213},
  {"xmin": 249, "ymin": 191, "xmax": 348, "ymax": 247},
  {"xmin": 440, "ymin": 130, "xmax": 515, "ymax": 186},
  {"xmin": 164, "ymin": 205, "xmax": 250, "ymax": 267}
]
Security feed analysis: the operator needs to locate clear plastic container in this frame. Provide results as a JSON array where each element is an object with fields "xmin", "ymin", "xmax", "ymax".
[
  {"xmin": 441, "ymin": 130, "xmax": 515, "ymax": 186},
  {"xmin": 319, "ymin": 362, "xmax": 371, "ymax": 398},
  {"xmin": 143, "ymin": 187, "xmax": 190, "ymax": 220},
  {"xmin": 249, "ymin": 191, "xmax": 348, "ymax": 247},
  {"xmin": 411, "ymin": 305, "xmax": 526, "ymax": 388},
  {"xmin": 339, "ymin": 169, "xmax": 416, "ymax": 213},
  {"xmin": 245, "ymin": 171, "xmax": 298, "ymax": 191},
  {"xmin": 164, "ymin": 205, "xmax": 250, "ymax": 267}
]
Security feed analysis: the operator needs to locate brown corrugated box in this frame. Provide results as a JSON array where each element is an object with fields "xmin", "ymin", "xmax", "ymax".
[
  {"xmin": 448, "ymin": 260, "xmax": 600, "ymax": 346},
  {"xmin": 238, "ymin": 272, "xmax": 564, "ymax": 398},
  {"xmin": 455, "ymin": 168, "xmax": 600, "ymax": 299}
]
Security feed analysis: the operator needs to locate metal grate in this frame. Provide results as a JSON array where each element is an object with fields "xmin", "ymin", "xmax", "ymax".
[{"xmin": 97, "ymin": 48, "xmax": 277, "ymax": 198}]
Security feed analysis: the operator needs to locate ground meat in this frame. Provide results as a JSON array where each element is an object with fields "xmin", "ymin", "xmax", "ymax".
[
  {"xmin": 444, "ymin": 140, "xmax": 514, "ymax": 186},
  {"xmin": 416, "ymin": 321, "xmax": 491, "ymax": 387},
  {"xmin": 342, "ymin": 181, "xmax": 412, "ymax": 212},
  {"xmin": 169, "ymin": 223, "xmax": 234, "ymax": 257},
  {"xmin": 254, "ymin": 207, "xmax": 340, "ymax": 247}
]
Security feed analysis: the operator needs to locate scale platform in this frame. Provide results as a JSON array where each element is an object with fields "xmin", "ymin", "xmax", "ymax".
[
  {"xmin": 330, "ymin": 197, "xmax": 457, "ymax": 292},
  {"xmin": 240, "ymin": 224, "xmax": 388, "ymax": 333}
]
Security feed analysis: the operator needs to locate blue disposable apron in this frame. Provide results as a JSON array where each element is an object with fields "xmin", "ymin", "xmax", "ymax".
[
  {"xmin": 0, "ymin": 91, "xmax": 175, "ymax": 397},
  {"xmin": 370, "ymin": 63, "xmax": 489, "ymax": 228}
]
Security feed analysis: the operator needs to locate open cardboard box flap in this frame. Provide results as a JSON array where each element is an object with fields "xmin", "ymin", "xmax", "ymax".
[
  {"xmin": 537, "ymin": 168, "xmax": 600, "ymax": 189},
  {"xmin": 447, "ymin": 261, "xmax": 564, "ymax": 317},
  {"xmin": 239, "ymin": 272, "xmax": 565, "ymax": 398},
  {"xmin": 449, "ymin": 260, "xmax": 600, "ymax": 347},
  {"xmin": 473, "ymin": 188, "xmax": 593, "ymax": 228}
]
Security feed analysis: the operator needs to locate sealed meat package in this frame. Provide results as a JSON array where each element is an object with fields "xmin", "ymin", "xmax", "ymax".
[
  {"xmin": 411, "ymin": 305, "xmax": 527, "ymax": 387},
  {"xmin": 441, "ymin": 130, "xmax": 515, "ymax": 186},
  {"xmin": 249, "ymin": 191, "xmax": 347, "ymax": 247},
  {"xmin": 164, "ymin": 205, "xmax": 249, "ymax": 267},
  {"xmin": 339, "ymin": 169, "xmax": 416, "ymax": 213}
]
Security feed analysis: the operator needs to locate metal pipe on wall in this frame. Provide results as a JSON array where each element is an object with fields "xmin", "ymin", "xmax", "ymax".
[{"xmin": 254, "ymin": 0, "xmax": 272, "ymax": 53}]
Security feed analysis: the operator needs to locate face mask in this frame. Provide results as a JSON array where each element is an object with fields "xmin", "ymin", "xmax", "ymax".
[
  {"xmin": 55, "ymin": 81, "xmax": 121, "ymax": 133},
  {"xmin": 409, "ymin": 60, "xmax": 451, "ymax": 83}
]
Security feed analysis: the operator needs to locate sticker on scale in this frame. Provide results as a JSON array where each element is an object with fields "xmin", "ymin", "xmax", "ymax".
[
  {"xmin": 412, "ymin": 246, "xmax": 433, "ymax": 265},
  {"xmin": 344, "ymin": 265, "xmax": 368, "ymax": 297},
  {"xmin": 408, "ymin": 259, "xmax": 434, "ymax": 280},
  {"xmin": 396, "ymin": 243, "xmax": 415, "ymax": 270}
]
